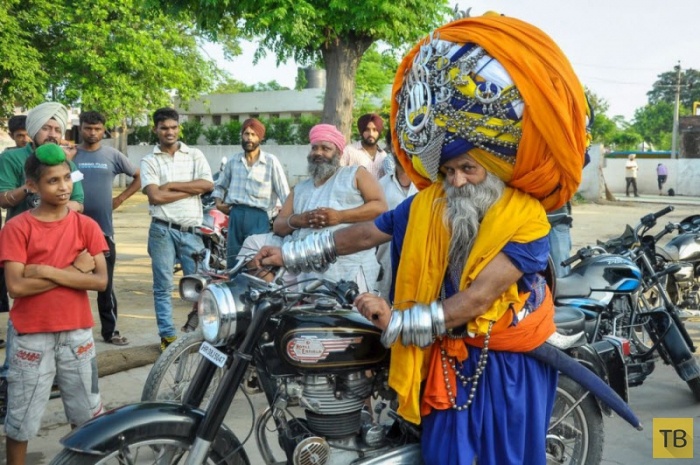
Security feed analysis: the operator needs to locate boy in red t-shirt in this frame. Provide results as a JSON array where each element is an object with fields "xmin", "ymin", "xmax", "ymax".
[{"xmin": 0, "ymin": 144, "xmax": 108, "ymax": 465}]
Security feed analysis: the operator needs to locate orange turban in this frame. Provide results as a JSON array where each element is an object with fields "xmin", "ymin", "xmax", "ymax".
[
  {"xmin": 241, "ymin": 118, "xmax": 266, "ymax": 140},
  {"xmin": 390, "ymin": 15, "xmax": 591, "ymax": 211}
]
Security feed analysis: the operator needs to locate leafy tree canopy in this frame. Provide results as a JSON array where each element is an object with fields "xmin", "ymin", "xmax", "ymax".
[
  {"xmin": 159, "ymin": 0, "xmax": 450, "ymax": 136},
  {"xmin": 647, "ymin": 66, "xmax": 700, "ymax": 109},
  {"xmin": 1, "ymin": 0, "xmax": 220, "ymax": 127}
]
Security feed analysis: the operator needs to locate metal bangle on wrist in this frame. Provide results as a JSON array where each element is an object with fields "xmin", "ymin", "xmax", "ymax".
[
  {"xmin": 281, "ymin": 229, "xmax": 338, "ymax": 274},
  {"xmin": 379, "ymin": 300, "xmax": 447, "ymax": 349}
]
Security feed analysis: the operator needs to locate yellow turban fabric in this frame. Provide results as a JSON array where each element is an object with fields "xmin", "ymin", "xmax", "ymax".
[{"xmin": 390, "ymin": 15, "xmax": 590, "ymax": 211}]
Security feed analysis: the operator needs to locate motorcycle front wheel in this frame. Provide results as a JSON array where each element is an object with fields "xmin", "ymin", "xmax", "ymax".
[
  {"xmin": 142, "ymin": 331, "xmax": 223, "ymax": 408},
  {"xmin": 547, "ymin": 375, "xmax": 604, "ymax": 465},
  {"xmin": 50, "ymin": 437, "xmax": 247, "ymax": 465}
]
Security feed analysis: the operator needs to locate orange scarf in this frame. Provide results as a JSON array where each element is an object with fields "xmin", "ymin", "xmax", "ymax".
[{"xmin": 389, "ymin": 184, "xmax": 554, "ymax": 424}]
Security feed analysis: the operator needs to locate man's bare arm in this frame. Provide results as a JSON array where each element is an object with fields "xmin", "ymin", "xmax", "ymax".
[
  {"xmin": 162, "ymin": 180, "xmax": 214, "ymax": 195},
  {"xmin": 143, "ymin": 184, "xmax": 191, "ymax": 206},
  {"xmin": 113, "ymin": 169, "xmax": 142, "ymax": 209}
]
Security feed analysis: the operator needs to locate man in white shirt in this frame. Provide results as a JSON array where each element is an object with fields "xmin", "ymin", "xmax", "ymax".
[
  {"xmin": 625, "ymin": 154, "xmax": 639, "ymax": 197},
  {"xmin": 340, "ymin": 113, "xmax": 387, "ymax": 179},
  {"xmin": 140, "ymin": 107, "xmax": 214, "ymax": 351}
]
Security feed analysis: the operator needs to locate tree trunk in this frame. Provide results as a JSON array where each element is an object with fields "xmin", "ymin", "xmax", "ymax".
[
  {"xmin": 321, "ymin": 35, "xmax": 373, "ymax": 140},
  {"xmin": 96, "ymin": 344, "xmax": 161, "ymax": 378}
]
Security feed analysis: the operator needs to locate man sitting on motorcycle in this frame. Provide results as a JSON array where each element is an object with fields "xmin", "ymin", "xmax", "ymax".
[
  {"xmin": 257, "ymin": 12, "xmax": 591, "ymax": 465},
  {"xmin": 242, "ymin": 123, "xmax": 388, "ymax": 292}
]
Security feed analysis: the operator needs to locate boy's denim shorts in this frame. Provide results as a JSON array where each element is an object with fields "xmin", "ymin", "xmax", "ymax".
[{"xmin": 4, "ymin": 327, "xmax": 102, "ymax": 441}]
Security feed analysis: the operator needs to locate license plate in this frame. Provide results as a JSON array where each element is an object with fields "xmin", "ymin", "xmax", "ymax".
[{"xmin": 199, "ymin": 341, "xmax": 228, "ymax": 368}]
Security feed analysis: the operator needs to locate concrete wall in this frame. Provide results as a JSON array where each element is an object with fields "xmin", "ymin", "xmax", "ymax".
[
  {"xmin": 125, "ymin": 144, "xmax": 313, "ymax": 187},
  {"xmin": 123, "ymin": 143, "xmax": 700, "ymax": 199}
]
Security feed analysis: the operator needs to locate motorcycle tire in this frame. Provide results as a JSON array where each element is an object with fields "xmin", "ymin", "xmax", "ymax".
[
  {"xmin": 547, "ymin": 376, "xmax": 604, "ymax": 465},
  {"xmin": 141, "ymin": 331, "xmax": 223, "ymax": 409},
  {"xmin": 50, "ymin": 435, "xmax": 247, "ymax": 465}
]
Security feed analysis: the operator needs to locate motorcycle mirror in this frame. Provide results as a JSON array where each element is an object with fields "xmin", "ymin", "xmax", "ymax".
[{"xmin": 220, "ymin": 156, "xmax": 228, "ymax": 170}]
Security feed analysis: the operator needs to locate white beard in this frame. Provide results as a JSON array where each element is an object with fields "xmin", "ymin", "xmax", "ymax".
[{"xmin": 443, "ymin": 172, "xmax": 506, "ymax": 262}]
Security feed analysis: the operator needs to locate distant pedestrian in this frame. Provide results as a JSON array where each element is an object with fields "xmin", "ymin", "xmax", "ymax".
[
  {"xmin": 212, "ymin": 118, "xmax": 289, "ymax": 263},
  {"xmin": 625, "ymin": 154, "xmax": 639, "ymax": 197},
  {"xmin": 341, "ymin": 113, "xmax": 387, "ymax": 179},
  {"xmin": 656, "ymin": 163, "xmax": 668, "ymax": 195},
  {"xmin": 74, "ymin": 111, "xmax": 142, "ymax": 346},
  {"xmin": 140, "ymin": 107, "xmax": 214, "ymax": 352}
]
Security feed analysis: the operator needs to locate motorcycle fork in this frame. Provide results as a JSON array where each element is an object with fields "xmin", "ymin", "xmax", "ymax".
[
  {"xmin": 185, "ymin": 299, "xmax": 282, "ymax": 465},
  {"xmin": 642, "ymin": 309, "xmax": 700, "ymax": 381}
]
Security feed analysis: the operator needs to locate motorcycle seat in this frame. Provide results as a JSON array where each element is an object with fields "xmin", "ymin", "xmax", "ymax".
[
  {"xmin": 553, "ymin": 306, "xmax": 586, "ymax": 335},
  {"xmin": 554, "ymin": 275, "xmax": 591, "ymax": 299}
]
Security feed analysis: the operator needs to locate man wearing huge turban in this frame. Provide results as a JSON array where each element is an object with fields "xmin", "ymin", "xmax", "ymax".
[
  {"xmin": 212, "ymin": 118, "xmax": 290, "ymax": 265},
  {"xmin": 258, "ymin": 12, "xmax": 591, "ymax": 465},
  {"xmin": 340, "ymin": 113, "xmax": 388, "ymax": 179}
]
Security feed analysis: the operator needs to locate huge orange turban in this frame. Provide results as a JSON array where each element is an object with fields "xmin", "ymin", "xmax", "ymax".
[{"xmin": 391, "ymin": 14, "xmax": 591, "ymax": 211}]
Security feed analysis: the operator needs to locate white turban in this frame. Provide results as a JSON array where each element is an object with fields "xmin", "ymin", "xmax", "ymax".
[{"xmin": 26, "ymin": 102, "xmax": 69, "ymax": 141}]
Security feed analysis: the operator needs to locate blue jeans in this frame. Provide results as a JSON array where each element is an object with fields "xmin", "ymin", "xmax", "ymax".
[
  {"xmin": 147, "ymin": 222, "xmax": 204, "ymax": 339},
  {"xmin": 227, "ymin": 205, "xmax": 270, "ymax": 265},
  {"xmin": 548, "ymin": 223, "xmax": 572, "ymax": 278}
]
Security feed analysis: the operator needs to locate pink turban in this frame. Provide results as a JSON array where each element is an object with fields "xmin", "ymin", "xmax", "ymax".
[
  {"xmin": 309, "ymin": 124, "xmax": 346, "ymax": 153},
  {"xmin": 241, "ymin": 118, "xmax": 266, "ymax": 140},
  {"xmin": 357, "ymin": 113, "xmax": 384, "ymax": 134}
]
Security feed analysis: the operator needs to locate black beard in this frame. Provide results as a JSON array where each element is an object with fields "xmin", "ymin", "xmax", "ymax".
[
  {"xmin": 362, "ymin": 137, "xmax": 377, "ymax": 147},
  {"xmin": 242, "ymin": 141, "xmax": 259, "ymax": 153}
]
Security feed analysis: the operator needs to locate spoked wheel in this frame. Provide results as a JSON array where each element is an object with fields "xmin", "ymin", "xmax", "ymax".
[
  {"xmin": 141, "ymin": 331, "xmax": 223, "ymax": 408},
  {"xmin": 50, "ymin": 437, "xmax": 247, "ymax": 464},
  {"xmin": 547, "ymin": 376, "xmax": 604, "ymax": 465}
]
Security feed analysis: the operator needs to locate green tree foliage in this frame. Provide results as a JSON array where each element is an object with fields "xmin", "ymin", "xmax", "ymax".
[
  {"xmin": 631, "ymin": 102, "xmax": 675, "ymax": 149},
  {"xmin": 161, "ymin": 0, "xmax": 450, "ymax": 137},
  {"xmin": 647, "ymin": 66, "xmax": 700, "ymax": 108},
  {"xmin": 180, "ymin": 120, "xmax": 204, "ymax": 145},
  {"xmin": 127, "ymin": 125, "xmax": 158, "ymax": 145},
  {"xmin": 1, "ymin": 0, "xmax": 219, "ymax": 135},
  {"xmin": 0, "ymin": 0, "xmax": 52, "ymax": 117},
  {"xmin": 220, "ymin": 120, "xmax": 242, "ymax": 145},
  {"xmin": 353, "ymin": 46, "xmax": 399, "ymax": 130},
  {"xmin": 202, "ymin": 125, "xmax": 223, "ymax": 145}
]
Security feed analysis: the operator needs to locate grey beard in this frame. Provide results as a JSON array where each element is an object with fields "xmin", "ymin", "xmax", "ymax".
[
  {"xmin": 307, "ymin": 155, "xmax": 340, "ymax": 183},
  {"xmin": 443, "ymin": 172, "xmax": 505, "ymax": 262}
]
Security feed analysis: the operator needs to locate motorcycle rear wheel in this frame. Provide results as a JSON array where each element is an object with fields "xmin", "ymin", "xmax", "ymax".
[
  {"xmin": 142, "ymin": 331, "xmax": 223, "ymax": 408},
  {"xmin": 50, "ymin": 437, "xmax": 246, "ymax": 465},
  {"xmin": 547, "ymin": 376, "xmax": 604, "ymax": 465}
]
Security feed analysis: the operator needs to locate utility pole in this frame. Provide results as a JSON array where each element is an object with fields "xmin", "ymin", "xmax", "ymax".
[{"xmin": 671, "ymin": 61, "xmax": 682, "ymax": 159}]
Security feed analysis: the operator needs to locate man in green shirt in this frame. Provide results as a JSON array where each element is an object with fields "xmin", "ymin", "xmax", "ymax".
[{"xmin": 0, "ymin": 102, "xmax": 84, "ymax": 218}]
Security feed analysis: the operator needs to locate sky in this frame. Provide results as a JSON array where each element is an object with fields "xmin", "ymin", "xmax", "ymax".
[{"xmin": 202, "ymin": 0, "xmax": 700, "ymax": 121}]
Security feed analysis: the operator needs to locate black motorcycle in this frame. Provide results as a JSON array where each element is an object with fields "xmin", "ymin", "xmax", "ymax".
[
  {"xmin": 50, "ymin": 261, "xmax": 640, "ymax": 465},
  {"xmin": 560, "ymin": 206, "xmax": 700, "ymax": 400}
]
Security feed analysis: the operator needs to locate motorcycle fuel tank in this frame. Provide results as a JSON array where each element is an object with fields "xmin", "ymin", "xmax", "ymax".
[
  {"xmin": 662, "ymin": 234, "xmax": 700, "ymax": 263},
  {"xmin": 261, "ymin": 304, "xmax": 389, "ymax": 376},
  {"xmin": 557, "ymin": 254, "xmax": 642, "ymax": 298}
]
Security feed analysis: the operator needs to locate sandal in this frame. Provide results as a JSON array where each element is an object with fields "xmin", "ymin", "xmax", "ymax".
[{"xmin": 106, "ymin": 333, "xmax": 129, "ymax": 346}]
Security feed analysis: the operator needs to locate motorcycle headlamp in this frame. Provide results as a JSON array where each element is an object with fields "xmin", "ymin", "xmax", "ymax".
[
  {"xmin": 197, "ymin": 275, "xmax": 256, "ymax": 345},
  {"xmin": 179, "ymin": 275, "xmax": 210, "ymax": 302}
]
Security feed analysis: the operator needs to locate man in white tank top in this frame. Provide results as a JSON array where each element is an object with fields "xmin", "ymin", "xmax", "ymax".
[{"xmin": 240, "ymin": 124, "xmax": 387, "ymax": 291}]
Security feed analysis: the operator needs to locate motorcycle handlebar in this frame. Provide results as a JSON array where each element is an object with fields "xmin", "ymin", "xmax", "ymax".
[{"xmin": 640, "ymin": 206, "xmax": 674, "ymax": 227}]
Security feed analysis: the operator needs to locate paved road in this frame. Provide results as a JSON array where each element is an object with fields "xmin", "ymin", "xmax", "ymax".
[{"xmin": 1, "ymin": 196, "xmax": 699, "ymax": 464}]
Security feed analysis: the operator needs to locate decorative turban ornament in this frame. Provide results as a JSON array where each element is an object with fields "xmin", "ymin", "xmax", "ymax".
[
  {"xmin": 309, "ymin": 124, "xmax": 347, "ymax": 154},
  {"xmin": 35, "ymin": 144, "xmax": 67, "ymax": 165},
  {"xmin": 241, "ymin": 118, "xmax": 266, "ymax": 140},
  {"xmin": 391, "ymin": 14, "xmax": 591, "ymax": 211},
  {"xmin": 357, "ymin": 113, "xmax": 384, "ymax": 135},
  {"xmin": 26, "ymin": 102, "xmax": 69, "ymax": 142}
]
